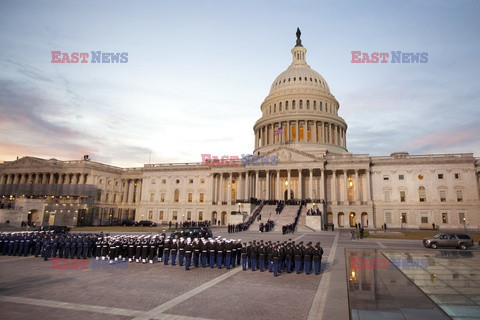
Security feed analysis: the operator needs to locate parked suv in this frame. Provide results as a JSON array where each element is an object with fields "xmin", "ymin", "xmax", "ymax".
[{"xmin": 423, "ymin": 233, "xmax": 474, "ymax": 250}]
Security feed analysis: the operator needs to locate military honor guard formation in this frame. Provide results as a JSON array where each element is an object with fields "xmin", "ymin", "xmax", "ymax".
[{"xmin": 0, "ymin": 231, "xmax": 324, "ymax": 276}]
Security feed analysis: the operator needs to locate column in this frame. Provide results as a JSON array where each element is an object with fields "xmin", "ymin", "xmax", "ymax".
[
  {"xmin": 135, "ymin": 180, "xmax": 142, "ymax": 203},
  {"xmin": 309, "ymin": 169, "xmax": 313, "ymax": 199},
  {"xmin": 255, "ymin": 171, "xmax": 259, "ymax": 199},
  {"xmin": 245, "ymin": 172, "xmax": 249, "ymax": 200},
  {"xmin": 313, "ymin": 121, "xmax": 317, "ymax": 142},
  {"xmin": 366, "ymin": 169, "xmax": 371, "ymax": 202},
  {"xmin": 211, "ymin": 173, "xmax": 216, "ymax": 204},
  {"xmin": 237, "ymin": 172, "xmax": 242, "ymax": 202},
  {"xmin": 270, "ymin": 124, "xmax": 274, "ymax": 145},
  {"xmin": 219, "ymin": 173, "xmax": 224, "ymax": 204},
  {"xmin": 298, "ymin": 169, "xmax": 303, "ymax": 200},
  {"xmin": 354, "ymin": 170, "xmax": 359, "ymax": 203},
  {"xmin": 321, "ymin": 122, "xmax": 325, "ymax": 143},
  {"xmin": 287, "ymin": 169, "xmax": 291, "ymax": 200},
  {"xmin": 276, "ymin": 170, "xmax": 280, "ymax": 200},
  {"xmin": 296, "ymin": 120, "xmax": 299, "ymax": 141},
  {"xmin": 332, "ymin": 170, "xmax": 337, "ymax": 204},
  {"xmin": 128, "ymin": 180, "xmax": 134, "ymax": 203},
  {"xmin": 344, "ymin": 170, "xmax": 348, "ymax": 204},
  {"xmin": 303, "ymin": 121, "xmax": 307, "ymax": 142},
  {"xmin": 228, "ymin": 173, "xmax": 233, "ymax": 205},
  {"xmin": 266, "ymin": 170, "xmax": 270, "ymax": 200},
  {"xmin": 319, "ymin": 169, "xmax": 324, "ymax": 201}
]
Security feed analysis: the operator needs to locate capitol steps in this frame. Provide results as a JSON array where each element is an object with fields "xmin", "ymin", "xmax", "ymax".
[{"xmin": 249, "ymin": 205, "xmax": 277, "ymax": 231}]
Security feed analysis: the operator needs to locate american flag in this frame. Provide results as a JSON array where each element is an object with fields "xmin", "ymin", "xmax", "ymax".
[{"xmin": 274, "ymin": 126, "xmax": 283, "ymax": 135}]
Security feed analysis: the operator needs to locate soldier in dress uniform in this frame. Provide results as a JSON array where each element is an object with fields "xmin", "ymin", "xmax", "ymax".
[
  {"xmin": 250, "ymin": 241, "xmax": 258, "ymax": 271},
  {"xmin": 272, "ymin": 245, "xmax": 280, "ymax": 277},
  {"xmin": 208, "ymin": 239, "xmax": 216, "ymax": 268},
  {"xmin": 184, "ymin": 239, "xmax": 193, "ymax": 270},
  {"xmin": 42, "ymin": 234, "xmax": 52, "ymax": 261},
  {"xmin": 34, "ymin": 234, "xmax": 43, "ymax": 257},
  {"xmin": 304, "ymin": 242, "xmax": 313, "ymax": 275},
  {"xmin": 58, "ymin": 234, "xmax": 65, "ymax": 258},
  {"xmin": 216, "ymin": 239, "xmax": 224, "ymax": 269},
  {"xmin": 241, "ymin": 243, "xmax": 248, "ymax": 271},
  {"xmin": 200, "ymin": 239, "xmax": 208, "ymax": 268},
  {"xmin": 313, "ymin": 242, "xmax": 324, "ymax": 275},
  {"xmin": 294, "ymin": 244, "xmax": 303, "ymax": 274},
  {"xmin": 178, "ymin": 238, "xmax": 185, "ymax": 266},
  {"xmin": 157, "ymin": 236, "xmax": 164, "ymax": 262},
  {"xmin": 285, "ymin": 243, "xmax": 293, "ymax": 273},
  {"xmin": 192, "ymin": 239, "xmax": 200, "ymax": 268},
  {"xmin": 163, "ymin": 239, "xmax": 170, "ymax": 265},
  {"xmin": 141, "ymin": 236, "xmax": 149, "ymax": 264},
  {"xmin": 224, "ymin": 240, "xmax": 233, "ymax": 269},
  {"xmin": 170, "ymin": 239, "xmax": 177, "ymax": 266},
  {"xmin": 148, "ymin": 236, "xmax": 158, "ymax": 264},
  {"xmin": 258, "ymin": 242, "xmax": 266, "ymax": 271}
]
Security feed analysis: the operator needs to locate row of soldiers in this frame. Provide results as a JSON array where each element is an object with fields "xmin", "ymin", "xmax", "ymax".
[
  {"xmin": 240, "ymin": 240, "xmax": 324, "ymax": 276},
  {"xmin": 1, "ymin": 232, "xmax": 324, "ymax": 277}
]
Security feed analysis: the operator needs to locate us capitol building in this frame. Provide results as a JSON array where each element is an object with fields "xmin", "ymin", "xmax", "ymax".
[{"xmin": 1, "ymin": 30, "xmax": 479, "ymax": 231}]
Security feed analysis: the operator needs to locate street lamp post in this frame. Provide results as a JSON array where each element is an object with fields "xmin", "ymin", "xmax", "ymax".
[{"xmin": 463, "ymin": 217, "xmax": 466, "ymax": 232}]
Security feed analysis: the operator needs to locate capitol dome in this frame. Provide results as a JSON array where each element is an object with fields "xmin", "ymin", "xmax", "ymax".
[{"xmin": 253, "ymin": 29, "xmax": 348, "ymax": 157}]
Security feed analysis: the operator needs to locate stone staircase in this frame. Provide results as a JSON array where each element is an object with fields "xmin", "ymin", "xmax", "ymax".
[{"xmin": 249, "ymin": 205, "xmax": 277, "ymax": 231}]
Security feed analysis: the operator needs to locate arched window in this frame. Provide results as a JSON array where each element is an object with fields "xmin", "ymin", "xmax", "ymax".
[
  {"xmin": 320, "ymin": 101, "xmax": 323, "ymax": 111},
  {"xmin": 299, "ymin": 100, "xmax": 303, "ymax": 109},
  {"xmin": 306, "ymin": 100, "xmax": 310, "ymax": 109},
  {"xmin": 285, "ymin": 101, "xmax": 289, "ymax": 110},
  {"xmin": 279, "ymin": 102, "xmax": 282, "ymax": 111},
  {"xmin": 292, "ymin": 100, "xmax": 296, "ymax": 110},
  {"xmin": 419, "ymin": 186, "xmax": 426, "ymax": 202},
  {"xmin": 313, "ymin": 101, "xmax": 316, "ymax": 110},
  {"xmin": 274, "ymin": 104, "xmax": 276, "ymax": 113},
  {"xmin": 174, "ymin": 189, "xmax": 180, "ymax": 202}
]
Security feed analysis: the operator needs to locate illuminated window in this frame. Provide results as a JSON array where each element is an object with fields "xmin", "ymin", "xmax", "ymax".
[
  {"xmin": 459, "ymin": 212, "xmax": 465, "ymax": 224},
  {"xmin": 159, "ymin": 211, "xmax": 164, "ymax": 220},
  {"xmin": 199, "ymin": 193, "xmax": 204, "ymax": 203},
  {"xmin": 442, "ymin": 213, "xmax": 448, "ymax": 224},
  {"xmin": 172, "ymin": 211, "xmax": 178, "ymax": 220},
  {"xmin": 292, "ymin": 125, "xmax": 296, "ymax": 140},
  {"xmin": 188, "ymin": 193, "xmax": 193, "ymax": 202},
  {"xmin": 148, "ymin": 210, "xmax": 153, "ymax": 220},
  {"xmin": 174, "ymin": 189, "xmax": 179, "ymax": 202},
  {"xmin": 299, "ymin": 126, "xmax": 304, "ymax": 140},
  {"xmin": 198, "ymin": 212, "xmax": 203, "ymax": 220}
]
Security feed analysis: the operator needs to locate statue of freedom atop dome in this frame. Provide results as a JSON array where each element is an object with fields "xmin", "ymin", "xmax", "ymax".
[{"xmin": 295, "ymin": 27, "xmax": 302, "ymax": 47}]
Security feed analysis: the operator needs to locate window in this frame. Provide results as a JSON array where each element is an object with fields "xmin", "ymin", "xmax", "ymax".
[
  {"xmin": 399, "ymin": 174, "xmax": 404, "ymax": 180},
  {"xmin": 401, "ymin": 212, "xmax": 407, "ymax": 224},
  {"xmin": 200, "ymin": 179, "xmax": 205, "ymax": 184},
  {"xmin": 456, "ymin": 190, "xmax": 463, "ymax": 202},
  {"xmin": 189, "ymin": 179, "xmax": 193, "ymax": 184},
  {"xmin": 172, "ymin": 211, "xmax": 178, "ymax": 221},
  {"xmin": 160, "ymin": 193, "xmax": 165, "ymax": 203},
  {"xmin": 199, "ymin": 193, "xmax": 204, "ymax": 203},
  {"xmin": 162, "ymin": 179, "xmax": 166, "ymax": 184},
  {"xmin": 113, "ymin": 194, "xmax": 117, "ymax": 203},
  {"xmin": 187, "ymin": 211, "xmax": 192, "ymax": 220},
  {"xmin": 437, "ymin": 174, "xmax": 443, "ymax": 179},
  {"xmin": 174, "ymin": 189, "xmax": 179, "ymax": 202},
  {"xmin": 159, "ymin": 210, "xmax": 164, "ymax": 220},
  {"xmin": 421, "ymin": 216, "xmax": 428, "ymax": 224},
  {"xmin": 188, "ymin": 193, "xmax": 193, "ymax": 202},
  {"xmin": 105, "ymin": 193, "xmax": 109, "ymax": 202},
  {"xmin": 148, "ymin": 210, "xmax": 153, "ymax": 220},
  {"xmin": 151, "ymin": 179, "xmax": 156, "ymax": 184},
  {"xmin": 176, "ymin": 179, "xmax": 180, "ymax": 184},
  {"xmin": 149, "ymin": 192, "xmax": 155, "ymax": 202},
  {"xmin": 383, "ymin": 176, "xmax": 389, "ymax": 181},
  {"xmin": 400, "ymin": 191, "xmax": 406, "ymax": 202},
  {"xmin": 439, "ymin": 190, "xmax": 446, "ymax": 202},
  {"xmin": 454, "ymin": 173, "xmax": 460, "ymax": 179},
  {"xmin": 385, "ymin": 212, "xmax": 392, "ymax": 224},
  {"xmin": 419, "ymin": 186, "xmax": 426, "ymax": 202},
  {"xmin": 99, "ymin": 179, "xmax": 103, "ymax": 184},
  {"xmin": 198, "ymin": 211, "xmax": 203, "ymax": 220},
  {"xmin": 459, "ymin": 212, "xmax": 465, "ymax": 224},
  {"xmin": 384, "ymin": 190, "xmax": 391, "ymax": 202},
  {"xmin": 442, "ymin": 213, "xmax": 448, "ymax": 224}
]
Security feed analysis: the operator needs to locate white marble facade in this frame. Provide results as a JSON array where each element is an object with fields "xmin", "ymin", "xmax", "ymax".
[{"xmin": 1, "ymin": 33, "xmax": 479, "ymax": 229}]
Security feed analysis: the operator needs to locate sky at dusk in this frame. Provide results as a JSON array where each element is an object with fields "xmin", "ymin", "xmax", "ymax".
[{"xmin": 1, "ymin": 0, "xmax": 479, "ymax": 167}]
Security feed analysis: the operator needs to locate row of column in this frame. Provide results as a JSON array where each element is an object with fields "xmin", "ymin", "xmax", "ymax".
[
  {"xmin": 122, "ymin": 179, "xmax": 141, "ymax": 204},
  {"xmin": 255, "ymin": 120, "xmax": 346, "ymax": 149},
  {"xmin": 212, "ymin": 168, "xmax": 370, "ymax": 204},
  {"xmin": 1, "ymin": 172, "xmax": 91, "ymax": 185}
]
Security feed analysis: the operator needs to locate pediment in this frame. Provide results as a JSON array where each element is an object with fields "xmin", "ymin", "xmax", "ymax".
[
  {"xmin": 262, "ymin": 146, "xmax": 321, "ymax": 163},
  {"xmin": 2, "ymin": 156, "xmax": 57, "ymax": 169}
]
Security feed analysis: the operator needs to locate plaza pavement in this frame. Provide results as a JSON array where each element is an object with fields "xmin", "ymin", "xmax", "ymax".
[{"xmin": 0, "ymin": 229, "xmax": 478, "ymax": 320}]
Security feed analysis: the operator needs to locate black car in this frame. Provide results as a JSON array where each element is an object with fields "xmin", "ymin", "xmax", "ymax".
[
  {"xmin": 121, "ymin": 219, "xmax": 135, "ymax": 226},
  {"xmin": 182, "ymin": 227, "xmax": 213, "ymax": 238},
  {"xmin": 423, "ymin": 233, "xmax": 474, "ymax": 250},
  {"xmin": 135, "ymin": 220, "xmax": 157, "ymax": 227}
]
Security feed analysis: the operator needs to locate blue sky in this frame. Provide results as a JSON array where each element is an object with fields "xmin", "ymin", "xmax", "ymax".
[{"xmin": 1, "ymin": 0, "xmax": 479, "ymax": 167}]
